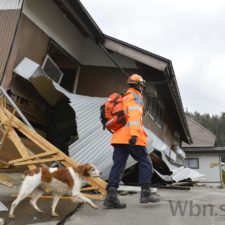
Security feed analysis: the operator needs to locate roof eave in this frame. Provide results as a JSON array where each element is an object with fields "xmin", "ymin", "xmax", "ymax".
[
  {"xmin": 165, "ymin": 63, "xmax": 193, "ymax": 144},
  {"xmin": 53, "ymin": 0, "xmax": 104, "ymax": 42},
  {"xmin": 183, "ymin": 146, "xmax": 225, "ymax": 154}
]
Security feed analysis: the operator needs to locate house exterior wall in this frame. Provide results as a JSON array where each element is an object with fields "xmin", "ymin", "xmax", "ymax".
[
  {"xmin": 186, "ymin": 153, "xmax": 222, "ymax": 186},
  {"xmin": 2, "ymin": 14, "xmax": 49, "ymax": 88},
  {"xmin": 77, "ymin": 66, "xmax": 133, "ymax": 97},
  {"xmin": 143, "ymin": 113, "xmax": 175, "ymax": 148},
  {"xmin": 0, "ymin": 0, "xmax": 23, "ymax": 82}
]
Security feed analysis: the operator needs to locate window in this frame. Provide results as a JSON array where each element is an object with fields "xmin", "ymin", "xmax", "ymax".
[
  {"xmin": 47, "ymin": 40, "xmax": 80, "ymax": 93},
  {"xmin": 146, "ymin": 97, "xmax": 164, "ymax": 128},
  {"xmin": 155, "ymin": 102, "xmax": 164, "ymax": 127},
  {"xmin": 146, "ymin": 97, "xmax": 157, "ymax": 118},
  {"xmin": 42, "ymin": 55, "xmax": 63, "ymax": 84},
  {"xmin": 184, "ymin": 158, "xmax": 199, "ymax": 169}
]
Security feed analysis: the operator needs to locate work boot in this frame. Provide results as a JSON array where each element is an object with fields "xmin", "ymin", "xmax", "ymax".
[
  {"xmin": 140, "ymin": 186, "xmax": 160, "ymax": 203},
  {"xmin": 103, "ymin": 187, "xmax": 126, "ymax": 209}
]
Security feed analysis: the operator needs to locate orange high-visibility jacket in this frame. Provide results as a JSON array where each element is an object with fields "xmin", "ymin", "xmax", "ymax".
[{"xmin": 111, "ymin": 87, "xmax": 147, "ymax": 146}]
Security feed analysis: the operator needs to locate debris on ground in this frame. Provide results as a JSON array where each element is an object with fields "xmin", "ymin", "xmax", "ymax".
[{"xmin": 0, "ymin": 174, "xmax": 16, "ymax": 188}]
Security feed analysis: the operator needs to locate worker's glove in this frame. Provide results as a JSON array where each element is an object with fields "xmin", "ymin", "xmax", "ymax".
[{"xmin": 129, "ymin": 135, "xmax": 137, "ymax": 146}]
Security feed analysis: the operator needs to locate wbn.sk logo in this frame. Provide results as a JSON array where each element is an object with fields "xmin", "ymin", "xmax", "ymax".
[{"xmin": 169, "ymin": 200, "xmax": 225, "ymax": 219}]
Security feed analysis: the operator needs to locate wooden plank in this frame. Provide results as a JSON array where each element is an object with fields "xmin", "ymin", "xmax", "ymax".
[
  {"xmin": 7, "ymin": 128, "xmax": 36, "ymax": 170},
  {"xmin": 9, "ymin": 151, "xmax": 58, "ymax": 164},
  {"xmin": 13, "ymin": 156, "xmax": 64, "ymax": 166},
  {"xmin": 84, "ymin": 193, "xmax": 105, "ymax": 201},
  {"xmin": 81, "ymin": 186, "xmax": 98, "ymax": 191},
  {"xmin": 0, "ymin": 108, "xmax": 15, "ymax": 148}
]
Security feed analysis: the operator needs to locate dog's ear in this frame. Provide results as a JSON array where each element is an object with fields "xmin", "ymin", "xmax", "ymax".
[{"xmin": 77, "ymin": 164, "xmax": 91, "ymax": 177}]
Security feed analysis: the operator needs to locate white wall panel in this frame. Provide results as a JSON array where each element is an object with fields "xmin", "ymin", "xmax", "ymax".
[{"xmin": 187, "ymin": 153, "xmax": 221, "ymax": 185}]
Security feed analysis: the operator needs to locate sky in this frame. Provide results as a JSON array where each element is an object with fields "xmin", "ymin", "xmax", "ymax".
[{"xmin": 81, "ymin": 0, "xmax": 225, "ymax": 115}]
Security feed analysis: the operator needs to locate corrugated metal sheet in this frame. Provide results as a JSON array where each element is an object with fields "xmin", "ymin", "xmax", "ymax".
[
  {"xmin": 0, "ymin": 0, "xmax": 23, "ymax": 81},
  {"xmin": 172, "ymin": 166, "xmax": 205, "ymax": 182},
  {"xmin": 53, "ymin": 83, "xmax": 147, "ymax": 179},
  {"xmin": 176, "ymin": 147, "xmax": 186, "ymax": 159},
  {"xmin": 14, "ymin": 62, "xmax": 181, "ymax": 180},
  {"xmin": 158, "ymin": 153, "xmax": 205, "ymax": 182}
]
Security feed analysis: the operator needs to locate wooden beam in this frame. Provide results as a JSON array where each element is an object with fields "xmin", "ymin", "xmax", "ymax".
[
  {"xmin": 81, "ymin": 186, "xmax": 98, "ymax": 191},
  {"xmin": 0, "ymin": 108, "xmax": 15, "ymax": 148},
  {"xmin": 13, "ymin": 156, "xmax": 64, "ymax": 166},
  {"xmin": 7, "ymin": 128, "xmax": 36, "ymax": 170},
  {"xmin": 9, "ymin": 151, "xmax": 58, "ymax": 164}
]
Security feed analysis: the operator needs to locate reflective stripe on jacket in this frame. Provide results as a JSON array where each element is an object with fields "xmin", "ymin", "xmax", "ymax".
[{"xmin": 111, "ymin": 88, "xmax": 147, "ymax": 146}]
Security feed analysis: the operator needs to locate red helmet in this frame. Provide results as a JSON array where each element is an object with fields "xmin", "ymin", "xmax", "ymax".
[{"xmin": 127, "ymin": 74, "xmax": 146, "ymax": 87}]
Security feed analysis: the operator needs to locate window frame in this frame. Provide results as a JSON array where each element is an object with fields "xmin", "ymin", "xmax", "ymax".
[
  {"xmin": 185, "ymin": 158, "xmax": 199, "ymax": 169},
  {"xmin": 146, "ymin": 96, "xmax": 164, "ymax": 128}
]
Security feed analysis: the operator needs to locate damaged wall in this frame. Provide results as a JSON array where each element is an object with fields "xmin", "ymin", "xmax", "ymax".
[
  {"xmin": 2, "ymin": 14, "xmax": 49, "ymax": 88},
  {"xmin": 0, "ymin": 0, "xmax": 23, "ymax": 82}
]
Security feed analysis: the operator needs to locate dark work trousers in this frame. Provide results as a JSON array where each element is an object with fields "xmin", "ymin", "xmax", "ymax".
[{"xmin": 107, "ymin": 144, "xmax": 153, "ymax": 189}]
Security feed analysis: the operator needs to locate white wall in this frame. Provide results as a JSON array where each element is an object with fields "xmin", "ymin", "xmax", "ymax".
[{"xmin": 187, "ymin": 153, "xmax": 222, "ymax": 186}]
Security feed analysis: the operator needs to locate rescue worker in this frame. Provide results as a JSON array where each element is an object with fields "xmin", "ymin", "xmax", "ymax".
[{"xmin": 103, "ymin": 74, "xmax": 160, "ymax": 209}]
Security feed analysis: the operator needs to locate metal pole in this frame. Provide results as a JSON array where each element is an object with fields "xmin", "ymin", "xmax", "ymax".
[
  {"xmin": 0, "ymin": 86, "xmax": 35, "ymax": 130},
  {"xmin": 98, "ymin": 43, "xmax": 129, "ymax": 77}
]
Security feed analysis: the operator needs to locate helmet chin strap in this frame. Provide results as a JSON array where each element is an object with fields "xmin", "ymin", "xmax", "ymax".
[
  {"xmin": 132, "ymin": 85, "xmax": 143, "ymax": 94},
  {"xmin": 129, "ymin": 83, "xmax": 145, "ymax": 94}
]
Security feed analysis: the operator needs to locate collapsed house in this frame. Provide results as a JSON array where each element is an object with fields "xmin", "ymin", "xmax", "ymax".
[{"xmin": 0, "ymin": 0, "xmax": 203, "ymax": 184}]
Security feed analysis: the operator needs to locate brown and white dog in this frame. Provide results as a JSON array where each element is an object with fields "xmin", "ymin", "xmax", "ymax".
[{"xmin": 9, "ymin": 163, "xmax": 101, "ymax": 219}]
